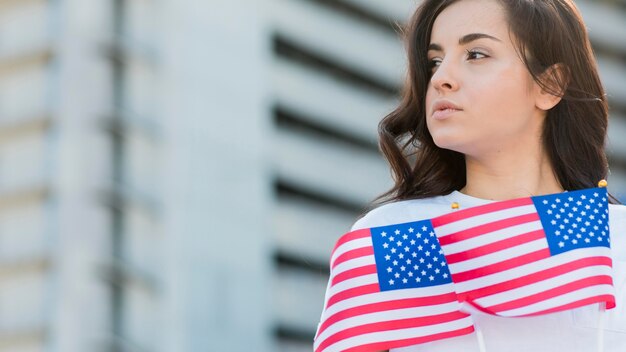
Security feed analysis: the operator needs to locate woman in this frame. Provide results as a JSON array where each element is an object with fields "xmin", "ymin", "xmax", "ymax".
[{"xmin": 316, "ymin": 0, "xmax": 626, "ymax": 351}]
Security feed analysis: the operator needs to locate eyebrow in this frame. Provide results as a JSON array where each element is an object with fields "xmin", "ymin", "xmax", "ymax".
[{"xmin": 428, "ymin": 33, "xmax": 502, "ymax": 51}]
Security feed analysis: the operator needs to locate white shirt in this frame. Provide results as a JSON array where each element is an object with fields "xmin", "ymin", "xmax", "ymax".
[{"xmin": 350, "ymin": 191, "xmax": 626, "ymax": 352}]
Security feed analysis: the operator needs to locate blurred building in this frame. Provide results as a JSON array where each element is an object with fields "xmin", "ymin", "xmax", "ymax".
[{"xmin": 0, "ymin": 0, "xmax": 623, "ymax": 351}]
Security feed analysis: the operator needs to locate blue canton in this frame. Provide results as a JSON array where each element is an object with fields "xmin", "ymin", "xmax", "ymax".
[
  {"xmin": 371, "ymin": 220, "xmax": 453, "ymax": 291},
  {"xmin": 533, "ymin": 187, "xmax": 610, "ymax": 256}
]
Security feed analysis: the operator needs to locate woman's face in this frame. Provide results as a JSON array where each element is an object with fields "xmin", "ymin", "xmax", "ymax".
[{"xmin": 425, "ymin": 0, "xmax": 545, "ymax": 158}]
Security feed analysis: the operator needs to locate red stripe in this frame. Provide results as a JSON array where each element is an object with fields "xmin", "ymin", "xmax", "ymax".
[
  {"xmin": 332, "ymin": 265, "xmax": 377, "ymax": 286},
  {"xmin": 437, "ymin": 212, "xmax": 540, "ymax": 246},
  {"xmin": 332, "ymin": 247, "xmax": 374, "ymax": 269},
  {"xmin": 445, "ymin": 229, "xmax": 545, "ymax": 264},
  {"xmin": 486, "ymin": 275, "xmax": 614, "ymax": 313},
  {"xmin": 338, "ymin": 326, "xmax": 475, "ymax": 352},
  {"xmin": 326, "ymin": 284, "xmax": 380, "ymax": 308},
  {"xmin": 451, "ymin": 248, "xmax": 551, "ymax": 283},
  {"xmin": 317, "ymin": 292, "xmax": 459, "ymax": 337},
  {"xmin": 432, "ymin": 197, "xmax": 533, "ymax": 227},
  {"xmin": 522, "ymin": 294, "xmax": 616, "ymax": 316},
  {"xmin": 316, "ymin": 311, "xmax": 470, "ymax": 352},
  {"xmin": 331, "ymin": 229, "xmax": 371, "ymax": 257},
  {"xmin": 457, "ymin": 256, "xmax": 613, "ymax": 300}
]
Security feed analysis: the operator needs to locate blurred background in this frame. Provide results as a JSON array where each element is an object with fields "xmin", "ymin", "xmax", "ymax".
[{"xmin": 0, "ymin": 0, "xmax": 624, "ymax": 351}]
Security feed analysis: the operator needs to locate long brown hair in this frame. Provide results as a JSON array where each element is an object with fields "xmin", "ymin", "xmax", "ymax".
[{"xmin": 375, "ymin": 0, "xmax": 617, "ymax": 206}]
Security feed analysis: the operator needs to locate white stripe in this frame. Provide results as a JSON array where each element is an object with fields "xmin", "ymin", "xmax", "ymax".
[
  {"xmin": 320, "ymin": 283, "xmax": 457, "ymax": 325},
  {"xmin": 447, "ymin": 238, "xmax": 548, "ymax": 273},
  {"xmin": 327, "ymin": 274, "xmax": 379, "ymax": 302},
  {"xmin": 319, "ymin": 316, "xmax": 474, "ymax": 352},
  {"xmin": 497, "ymin": 284, "xmax": 615, "ymax": 316},
  {"xmin": 332, "ymin": 255, "xmax": 376, "ymax": 277},
  {"xmin": 441, "ymin": 221, "xmax": 543, "ymax": 255},
  {"xmin": 435, "ymin": 204, "xmax": 536, "ymax": 237},
  {"xmin": 474, "ymin": 264, "xmax": 614, "ymax": 307},
  {"xmin": 316, "ymin": 302, "xmax": 462, "ymax": 347},
  {"xmin": 453, "ymin": 246, "xmax": 612, "ymax": 292},
  {"xmin": 331, "ymin": 237, "xmax": 373, "ymax": 267}
]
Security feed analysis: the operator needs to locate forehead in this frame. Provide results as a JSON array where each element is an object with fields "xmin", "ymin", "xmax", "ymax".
[{"xmin": 430, "ymin": 0, "xmax": 509, "ymax": 43}]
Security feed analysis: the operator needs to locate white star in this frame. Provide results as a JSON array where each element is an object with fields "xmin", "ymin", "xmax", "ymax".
[
  {"xmin": 558, "ymin": 241, "xmax": 565, "ymax": 247},
  {"xmin": 408, "ymin": 272, "xmax": 414, "ymax": 277},
  {"xmin": 395, "ymin": 229, "xmax": 400, "ymax": 235},
  {"xmin": 393, "ymin": 260, "xmax": 398, "ymax": 266},
  {"xmin": 389, "ymin": 279, "xmax": 395, "ymax": 285},
  {"xmin": 427, "ymin": 263, "xmax": 433, "ymax": 269},
  {"xmin": 419, "ymin": 258, "xmax": 425, "ymax": 263},
  {"xmin": 443, "ymin": 273, "xmax": 449, "ymax": 278},
  {"xmin": 400, "ymin": 266, "xmax": 406, "ymax": 271},
  {"xmin": 416, "ymin": 277, "xmax": 421, "ymax": 283},
  {"xmin": 408, "ymin": 227, "xmax": 414, "ymax": 233},
  {"xmin": 425, "ymin": 251, "xmax": 431, "ymax": 257},
  {"xmin": 429, "ymin": 275, "xmax": 435, "ymax": 281},
  {"xmin": 421, "ymin": 270, "xmax": 427, "ymax": 276},
  {"xmin": 381, "ymin": 231, "xmax": 387, "ymax": 237},
  {"xmin": 424, "ymin": 239, "xmax": 430, "ymax": 244},
  {"xmin": 435, "ymin": 268, "xmax": 440, "ymax": 274},
  {"xmin": 383, "ymin": 243, "xmax": 389, "ymax": 248},
  {"xmin": 585, "ymin": 238, "xmax": 590, "ymax": 243},
  {"xmin": 404, "ymin": 246, "xmax": 410, "ymax": 252},
  {"xmin": 398, "ymin": 253, "xmax": 404, "ymax": 259},
  {"xmin": 402, "ymin": 234, "xmax": 408, "ymax": 240},
  {"xmin": 403, "ymin": 278, "xmax": 408, "ymax": 284},
  {"xmin": 385, "ymin": 255, "xmax": 391, "ymax": 260},
  {"xmin": 543, "ymin": 200, "xmax": 549, "ymax": 205},
  {"xmin": 406, "ymin": 259, "xmax": 412, "ymax": 265},
  {"xmin": 395, "ymin": 273, "xmax": 400, "ymax": 278},
  {"xmin": 417, "ymin": 245, "xmax": 423, "ymax": 251},
  {"xmin": 422, "ymin": 226, "xmax": 428, "ymax": 232},
  {"xmin": 391, "ymin": 248, "xmax": 396, "ymax": 253},
  {"xmin": 410, "ymin": 240, "xmax": 416, "ymax": 245},
  {"xmin": 572, "ymin": 239, "xmax": 578, "ymax": 244},
  {"xmin": 387, "ymin": 267, "xmax": 392, "ymax": 273},
  {"xmin": 396, "ymin": 241, "xmax": 402, "ymax": 247}
]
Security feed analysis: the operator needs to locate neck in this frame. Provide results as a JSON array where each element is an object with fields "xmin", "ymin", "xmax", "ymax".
[{"xmin": 461, "ymin": 149, "xmax": 563, "ymax": 201}]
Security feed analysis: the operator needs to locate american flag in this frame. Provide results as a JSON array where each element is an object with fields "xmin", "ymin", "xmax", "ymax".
[
  {"xmin": 432, "ymin": 187, "xmax": 615, "ymax": 316},
  {"xmin": 314, "ymin": 187, "xmax": 615, "ymax": 351},
  {"xmin": 313, "ymin": 220, "xmax": 474, "ymax": 352}
]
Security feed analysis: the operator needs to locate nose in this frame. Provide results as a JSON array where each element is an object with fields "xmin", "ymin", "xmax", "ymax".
[{"xmin": 430, "ymin": 58, "xmax": 459, "ymax": 92}]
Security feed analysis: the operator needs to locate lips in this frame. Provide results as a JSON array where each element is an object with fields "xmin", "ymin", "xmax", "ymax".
[{"xmin": 431, "ymin": 100, "xmax": 462, "ymax": 120}]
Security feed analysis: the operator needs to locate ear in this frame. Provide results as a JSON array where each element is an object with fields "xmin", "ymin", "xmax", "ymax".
[{"xmin": 535, "ymin": 63, "xmax": 569, "ymax": 111}]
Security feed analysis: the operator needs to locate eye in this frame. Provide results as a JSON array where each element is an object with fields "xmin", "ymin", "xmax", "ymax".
[
  {"xmin": 428, "ymin": 57, "xmax": 442, "ymax": 71},
  {"xmin": 465, "ymin": 49, "xmax": 489, "ymax": 60}
]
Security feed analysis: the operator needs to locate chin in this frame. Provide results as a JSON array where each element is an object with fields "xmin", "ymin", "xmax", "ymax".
[{"xmin": 431, "ymin": 134, "xmax": 464, "ymax": 152}]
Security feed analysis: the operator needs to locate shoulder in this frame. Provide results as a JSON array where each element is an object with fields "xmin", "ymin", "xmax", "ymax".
[
  {"xmin": 351, "ymin": 195, "xmax": 455, "ymax": 231},
  {"xmin": 610, "ymin": 203, "xmax": 626, "ymax": 219},
  {"xmin": 609, "ymin": 204, "xmax": 626, "ymax": 261}
]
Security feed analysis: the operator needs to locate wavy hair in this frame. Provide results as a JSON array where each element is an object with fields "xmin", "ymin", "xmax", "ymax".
[{"xmin": 375, "ymin": 0, "xmax": 619, "ymax": 205}]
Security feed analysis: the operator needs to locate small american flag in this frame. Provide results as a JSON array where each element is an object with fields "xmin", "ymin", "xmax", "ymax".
[
  {"xmin": 314, "ymin": 187, "xmax": 615, "ymax": 351},
  {"xmin": 314, "ymin": 220, "xmax": 474, "ymax": 352},
  {"xmin": 432, "ymin": 187, "xmax": 615, "ymax": 316}
]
